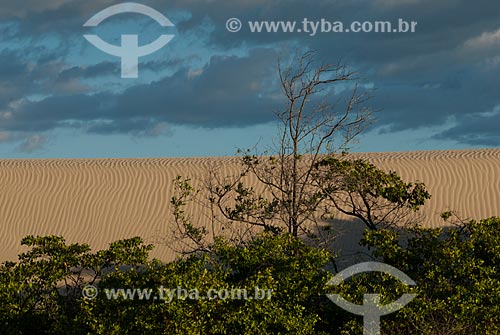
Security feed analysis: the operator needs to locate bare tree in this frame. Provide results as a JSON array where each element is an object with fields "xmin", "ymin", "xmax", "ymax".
[
  {"xmin": 211, "ymin": 51, "xmax": 373, "ymax": 240},
  {"xmin": 169, "ymin": 51, "xmax": 430, "ymax": 255}
]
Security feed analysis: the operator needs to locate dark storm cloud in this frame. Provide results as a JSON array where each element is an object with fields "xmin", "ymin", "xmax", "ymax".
[
  {"xmin": 0, "ymin": 0, "xmax": 499, "ymax": 146},
  {"xmin": 161, "ymin": 0, "xmax": 500, "ymax": 144},
  {"xmin": 2, "ymin": 49, "xmax": 280, "ymax": 134},
  {"xmin": 0, "ymin": 50, "xmax": 30, "ymax": 78},
  {"xmin": 433, "ymin": 112, "xmax": 500, "ymax": 146},
  {"xmin": 0, "ymin": 48, "xmax": 88, "ymax": 111},
  {"xmin": 0, "ymin": 1, "xmax": 115, "ymax": 37},
  {"xmin": 57, "ymin": 62, "xmax": 119, "ymax": 80}
]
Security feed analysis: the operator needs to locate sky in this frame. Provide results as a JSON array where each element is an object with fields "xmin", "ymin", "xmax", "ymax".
[{"xmin": 0, "ymin": 0, "xmax": 499, "ymax": 158}]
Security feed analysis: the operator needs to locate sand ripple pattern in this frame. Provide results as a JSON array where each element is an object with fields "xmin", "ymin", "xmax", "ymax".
[{"xmin": 0, "ymin": 149, "xmax": 498, "ymax": 261}]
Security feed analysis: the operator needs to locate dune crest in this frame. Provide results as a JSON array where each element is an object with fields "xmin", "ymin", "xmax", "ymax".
[{"xmin": 0, "ymin": 149, "xmax": 499, "ymax": 261}]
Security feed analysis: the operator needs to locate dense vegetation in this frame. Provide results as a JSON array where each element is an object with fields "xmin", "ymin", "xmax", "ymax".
[{"xmin": 1, "ymin": 217, "xmax": 500, "ymax": 334}]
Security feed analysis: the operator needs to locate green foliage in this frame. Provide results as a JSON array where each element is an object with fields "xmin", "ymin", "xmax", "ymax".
[
  {"xmin": 223, "ymin": 181, "xmax": 282, "ymax": 234},
  {"xmin": 357, "ymin": 217, "xmax": 500, "ymax": 334},
  {"xmin": 170, "ymin": 176, "xmax": 208, "ymax": 248},
  {"xmin": 315, "ymin": 157, "xmax": 431, "ymax": 230},
  {"xmin": 81, "ymin": 233, "xmax": 334, "ymax": 334},
  {"xmin": 2, "ymin": 218, "xmax": 500, "ymax": 334},
  {"xmin": 0, "ymin": 233, "xmax": 337, "ymax": 335},
  {"xmin": 0, "ymin": 235, "xmax": 90, "ymax": 334},
  {"xmin": 206, "ymin": 154, "xmax": 430, "ymax": 247},
  {"xmin": 0, "ymin": 235, "xmax": 152, "ymax": 335}
]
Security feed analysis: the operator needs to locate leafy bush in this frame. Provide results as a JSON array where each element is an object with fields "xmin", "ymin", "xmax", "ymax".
[
  {"xmin": 2, "ymin": 218, "xmax": 500, "ymax": 334},
  {"xmin": 0, "ymin": 235, "xmax": 152, "ymax": 335},
  {"xmin": 357, "ymin": 217, "xmax": 500, "ymax": 334},
  {"xmin": 0, "ymin": 234, "xmax": 337, "ymax": 335},
  {"xmin": 81, "ymin": 233, "xmax": 335, "ymax": 335}
]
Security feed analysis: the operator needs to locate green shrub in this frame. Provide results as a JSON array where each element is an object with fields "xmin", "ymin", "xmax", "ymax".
[
  {"xmin": 82, "ymin": 233, "xmax": 335, "ymax": 334},
  {"xmin": 0, "ymin": 233, "xmax": 339, "ymax": 334},
  {"xmin": 2, "ymin": 218, "xmax": 500, "ymax": 334},
  {"xmin": 357, "ymin": 217, "xmax": 500, "ymax": 334}
]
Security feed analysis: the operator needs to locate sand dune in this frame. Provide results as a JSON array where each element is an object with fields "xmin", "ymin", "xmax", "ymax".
[{"xmin": 0, "ymin": 149, "xmax": 499, "ymax": 262}]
